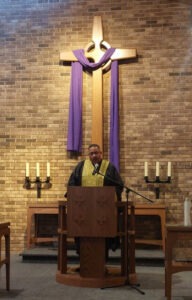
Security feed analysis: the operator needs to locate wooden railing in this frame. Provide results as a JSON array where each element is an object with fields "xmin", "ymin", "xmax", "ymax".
[{"xmin": 0, "ymin": 222, "xmax": 10, "ymax": 290}]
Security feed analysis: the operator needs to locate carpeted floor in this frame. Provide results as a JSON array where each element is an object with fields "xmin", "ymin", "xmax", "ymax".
[{"xmin": 0, "ymin": 250, "xmax": 192, "ymax": 300}]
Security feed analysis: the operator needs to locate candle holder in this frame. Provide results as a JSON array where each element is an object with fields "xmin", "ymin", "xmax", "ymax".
[
  {"xmin": 144, "ymin": 175, "xmax": 171, "ymax": 199},
  {"xmin": 23, "ymin": 176, "xmax": 52, "ymax": 198}
]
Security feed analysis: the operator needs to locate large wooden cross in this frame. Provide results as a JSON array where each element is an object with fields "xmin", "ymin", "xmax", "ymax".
[{"xmin": 60, "ymin": 16, "xmax": 137, "ymax": 151}]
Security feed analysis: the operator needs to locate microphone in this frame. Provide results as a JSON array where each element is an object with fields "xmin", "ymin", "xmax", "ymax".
[{"xmin": 92, "ymin": 163, "xmax": 99, "ymax": 175}]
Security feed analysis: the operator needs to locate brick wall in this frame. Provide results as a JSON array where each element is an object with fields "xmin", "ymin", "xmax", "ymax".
[{"xmin": 0, "ymin": 0, "xmax": 192, "ymax": 252}]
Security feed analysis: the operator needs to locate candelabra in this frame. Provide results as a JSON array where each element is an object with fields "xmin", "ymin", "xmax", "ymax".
[
  {"xmin": 23, "ymin": 163, "xmax": 52, "ymax": 198},
  {"xmin": 144, "ymin": 162, "xmax": 171, "ymax": 199}
]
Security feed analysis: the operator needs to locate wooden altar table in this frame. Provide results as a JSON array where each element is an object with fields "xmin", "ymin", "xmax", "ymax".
[
  {"xmin": 27, "ymin": 203, "xmax": 58, "ymax": 249},
  {"xmin": 130, "ymin": 204, "xmax": 166, "ymax": 252}
]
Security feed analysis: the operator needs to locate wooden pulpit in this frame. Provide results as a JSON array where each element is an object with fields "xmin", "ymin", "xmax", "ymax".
[
  {"xmin": 67, "ymin": 186, "xmax": 117, "ymax": 278},
  {"xmin": 56, "ymin": 187, "xmax": 137, "ymax": 288}
]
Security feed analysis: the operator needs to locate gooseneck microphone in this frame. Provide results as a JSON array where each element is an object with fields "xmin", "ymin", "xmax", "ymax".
[{"xmin": 92, "ymin": 163, "xmax": 99, "ymax": 175}]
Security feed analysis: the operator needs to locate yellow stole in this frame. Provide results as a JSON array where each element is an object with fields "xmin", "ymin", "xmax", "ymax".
[{"xmin": 82, "ymin": 159, "xmax": 109, "ymax": 186}]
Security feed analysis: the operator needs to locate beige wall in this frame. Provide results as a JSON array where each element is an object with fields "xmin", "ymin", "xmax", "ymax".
[{"xmin": 0, "ymin": 0, "xmax": 192, "ymax": 252}]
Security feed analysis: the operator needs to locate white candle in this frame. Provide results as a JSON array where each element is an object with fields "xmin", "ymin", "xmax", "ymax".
[
  {"xmin": 36, "ymin": 162, "xmax": 40, "ymax": 177},
  {"xmin": 156, "ymin": 161, "xmax": 160, "ymax": 177},
  {"xmin": 144, "ymin": 162, "xmax": 148, "ymax": 177},
  {"xmin": 47, "ymin": 162, "xmax": 50, "ymax": 177},
  {"xmin": 26, "ymin": 162, "xmax": 29, "ymax": 177},
  {"xmin": 167, "ymin": 161, "xmax": 171, "ymax": 177}
]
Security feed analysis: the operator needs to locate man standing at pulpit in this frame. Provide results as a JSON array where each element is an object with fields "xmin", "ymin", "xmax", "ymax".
[
  {"xmin": 68, "ymin": 144, "xmax": 124, "ymax": 201},
  {"xmin": 67, "ymin": 143, "xmax": 124, "ymax": 253}
]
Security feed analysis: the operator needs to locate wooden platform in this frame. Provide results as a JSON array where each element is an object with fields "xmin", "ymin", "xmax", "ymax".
[{"xmin": 20, "ymin": 246, "xmax": 164, "ymax": 266}]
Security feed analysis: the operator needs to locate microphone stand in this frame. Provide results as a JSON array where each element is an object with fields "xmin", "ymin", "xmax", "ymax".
[
  {"xmin": 96, "ymin": 170, "xmax": 154, "ymax": 294},
  {"xmin": 96, "ymin": 170, "xmax": 154, "ymax": 204}
]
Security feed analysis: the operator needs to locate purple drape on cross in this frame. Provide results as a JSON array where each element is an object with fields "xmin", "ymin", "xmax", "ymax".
[
  {"xmin": 110, "ymin": 60, "xmax": 119, "ymax": 171},
  {"xmin": 67, "ymin": 48, "xmax": 120, "ymax": 170},
  {"xmin": 67, "ymin": 62, "xmax": 83, "ymax": 152}
]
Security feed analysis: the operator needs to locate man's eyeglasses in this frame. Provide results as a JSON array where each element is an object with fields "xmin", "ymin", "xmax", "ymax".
[{"xmin": 89, "ymin": 151, "xmax": 100, "ymax": 156}]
